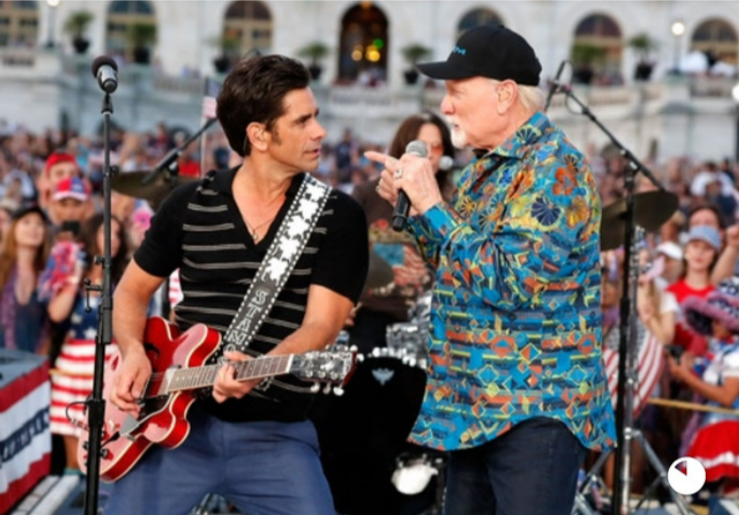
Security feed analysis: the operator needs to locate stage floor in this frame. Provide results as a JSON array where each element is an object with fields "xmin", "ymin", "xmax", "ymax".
[{"xmin": 8, "ymin": 475, "xmax": 739, "ymax": 515}]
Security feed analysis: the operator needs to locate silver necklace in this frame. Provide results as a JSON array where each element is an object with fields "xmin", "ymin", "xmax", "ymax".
[
  {"xmin": 243, "ymin": 190, "xmax": 285, "ymax": 243},
  {"xmin": 246, "ymin": 215, "xmax": 277, "ymax": 242}
]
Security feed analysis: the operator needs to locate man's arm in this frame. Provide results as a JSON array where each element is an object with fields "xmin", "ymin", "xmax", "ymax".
[
  {"xmin": 214, "ymin": 190, "xmax": 368, "ymax": 403},
  {"xmin": 407, "ymin": 169, "xmax": 593, "ymax": 312},
  {"xmin": 109, "ymin": 260, "xmax": 165, "ymax": 415},
  {"xmin": 272, "ymin": 284, "xmax": 353, "ymax": 355},
  {"xmin": 213, "ymin": 284, "xmax": 353, "ymax": 402},
  {"xmin": 712, "ymin": 224, "xmax": 739, "ymax": 285}
]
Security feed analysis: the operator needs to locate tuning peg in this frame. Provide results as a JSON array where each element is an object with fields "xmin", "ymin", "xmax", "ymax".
[
  {"xmin": 333, "ymin": 386, "xmax": 345, "ymax": 396},
  {"xmin": 310, "ymin": 383, "xmax": 321, "ymax": 393},
  {"xmin": 322, "ymin": 383, "xmax": 332, "ymax": 395},
  {"xmin": 357, "ymin": 354, "xmax": 365, "ymax": 362},
  {"xmin": 349, "ymin": 345, "xmax": 358, "ymax": 352}
]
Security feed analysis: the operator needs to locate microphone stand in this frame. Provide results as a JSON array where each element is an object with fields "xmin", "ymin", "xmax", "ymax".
[
  {"xmin": 140, "ymin": 117, "xmax": 218, "ymax": 187},
  {"xmin": 559, "ymin": 88, "xmax": 691, "ymax": 515},
  {"xmin": 140, "ymin": 118, "xmax": 218, "ymax": 320},
  {"xmin": 158, "ymin": 158, "xmax": 179, "ymax": 321},
  {"xmin": 83, "ymin": 91, "xmax": 115, "ymax": 515}
]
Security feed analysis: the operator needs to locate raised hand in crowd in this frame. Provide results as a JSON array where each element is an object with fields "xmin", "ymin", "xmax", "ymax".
[{"xmin": 712, "ymin": 222, "xmax": 739, "ymax": 285}]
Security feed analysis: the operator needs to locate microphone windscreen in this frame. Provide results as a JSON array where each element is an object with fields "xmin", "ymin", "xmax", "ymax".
[
  {"xmin": 405, "ymin": 140, "xmax": 428, "ymax": 158},
  {"xmin": 91, "ymin": 55, "xmax": 118, "ymax": 78},
  {"xmin": 439, "ymin": 155, "xmax": 454, "ymax": 171}
]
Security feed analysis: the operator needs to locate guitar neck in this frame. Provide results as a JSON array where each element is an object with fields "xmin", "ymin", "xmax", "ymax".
[{"xmin": 166, "ymin": 355, "xmax": 293, "ymax": 393}]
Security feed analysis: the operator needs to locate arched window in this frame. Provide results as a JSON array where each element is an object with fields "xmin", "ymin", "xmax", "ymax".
[
  {"xmin": 223, "ymin": 1, "xmax": 272, "ymax": 58},
  {"xmin": 456, "ymin": 8, "xmax": 503, "ymax": 38},
  {"xmin": 338, "ymin": 3, "xmax": 388, "ymax": 84},
  {"xmin": 0, "ymin": 1, "xmax": 39, "ymax": 48},
  {"xmin": 106, "ymin": 0, "xmax": 157, "ymax": 63},
  {"xmin": 691, "ymin": 18, "xmax": 738, "ymax": 65},
  {"xmin": 571, "ymin": 13, "xmax": 623, "ymax": 84}
]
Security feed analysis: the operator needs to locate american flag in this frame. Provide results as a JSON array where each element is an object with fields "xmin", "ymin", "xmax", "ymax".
[
  {"xmin": 602, "ymin": 323, "xmax": 664, "ymax": 416},
  {"xmin": 202, "ymin": 77, "xmax": 221, "ymax": 119},
  {"xmin": 169, "ymin": 269, "xmax": 183, "ymax": 307}
]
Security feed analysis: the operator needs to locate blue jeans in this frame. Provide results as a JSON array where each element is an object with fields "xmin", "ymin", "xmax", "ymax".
[
  {"xmin": 104, "ymin": 406, "xmax": 334, "ymax": 515},
  {"xmin": 444, "ymin": 417, "xmax": 586, "ymax": 515}
]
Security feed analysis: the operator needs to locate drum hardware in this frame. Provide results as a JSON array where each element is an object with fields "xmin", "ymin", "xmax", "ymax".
[
  {"xmin": 362, "ymin": 248, "xmax": 395, "ymax": 295},
  {"xmin": 600, "ymin": 191, "xmax": 679, "ymax": 252},
  {"xmin": 383, "ymin": 290, "xmax": 432, "ymax": 369},
  {"xmin": 111, "ymin": 118, "xmax": 219, "ymax": 210},
  {"xmin": 391, "ymin": 457, "xmax": 438, "ymax": 495},
  {"xmin": 311, "ymin": 293, "xmax": 444, "ymax": 515},
  {"xmin": 110, "ymin": 171, "xmax": 199, "ymax": 210},
  {"xmin": 391, "ymin": 452, "xmax": 447, "ymax": 515}
]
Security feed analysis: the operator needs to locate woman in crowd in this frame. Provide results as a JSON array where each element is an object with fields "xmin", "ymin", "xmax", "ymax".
[
  {"xmin": 0, "ymin": 203, "xmax": 50, "ymax": 353},
  {"xmin": 40, "ymin": 212, "xmax": 128, "ymax": 473},
  {"xmin": 667, "ymin": 225, "xmax": 721, "ymax": 356},
  {"xmin": 661, "ymin": 225, "xmax": 721, "ymax": 475}
]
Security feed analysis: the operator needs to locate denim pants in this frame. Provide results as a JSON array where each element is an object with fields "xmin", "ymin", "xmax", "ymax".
[
  {"xmin": 104, "ymin": 406, "xmax": 334, "ymax": 515},
  {"xmin": 444, "ymin": 417, "xmax": 586, "ymax": 515}
]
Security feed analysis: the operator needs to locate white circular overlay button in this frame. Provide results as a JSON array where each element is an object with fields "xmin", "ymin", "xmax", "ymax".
[{"xmin": 667, "ymin": 457, "xmax": 706, "ymax": 496}]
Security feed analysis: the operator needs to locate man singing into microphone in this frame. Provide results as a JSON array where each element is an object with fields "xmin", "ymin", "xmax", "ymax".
[{"xmin": 366, "ymin": 23, "xmax": 616, "ymax": 515}]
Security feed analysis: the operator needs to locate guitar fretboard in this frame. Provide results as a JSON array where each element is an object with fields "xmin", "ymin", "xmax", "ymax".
[{"xmin": 166, "ymin": 355, "xmax": 293, "ymax": 392}]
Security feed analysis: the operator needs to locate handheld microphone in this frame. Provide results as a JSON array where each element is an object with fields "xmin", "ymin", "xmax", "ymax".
[
  {"xmin": 392, "ymin": 140, "xmax": 428, "ymax": 232},
  {"xmin": 91, "ymin": 56, "xmax": 119, "ymax": 94},
  {"xmin": 544, "ymin": 60, "xmax": 566, "ymax": 112}
]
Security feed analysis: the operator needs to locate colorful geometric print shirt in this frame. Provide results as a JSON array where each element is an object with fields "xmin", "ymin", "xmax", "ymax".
[{"xmin": 405, "ymin": 111, "xmax": 617, "ymax": 452}]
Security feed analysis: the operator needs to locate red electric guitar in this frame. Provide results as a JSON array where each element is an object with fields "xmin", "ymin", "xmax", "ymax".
[{"xmin": 77, "ymin": 316, "xmax": 356, "ymax": 482}]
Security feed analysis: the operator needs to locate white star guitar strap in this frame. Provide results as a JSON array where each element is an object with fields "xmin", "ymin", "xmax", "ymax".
[{"xmin": 222, "ymin": 173, "xmax": 330, "ymax": 356}]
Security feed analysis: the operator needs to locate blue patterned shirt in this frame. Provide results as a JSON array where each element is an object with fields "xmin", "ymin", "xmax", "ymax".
[{"xmin": 406, "ymin": 112, "xmax": 616, "ymax": 452}]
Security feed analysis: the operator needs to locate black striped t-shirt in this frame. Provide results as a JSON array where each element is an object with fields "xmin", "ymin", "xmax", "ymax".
[{"xmin": 133, "ymin": 168, "xmax": 368, "ymax": 422}]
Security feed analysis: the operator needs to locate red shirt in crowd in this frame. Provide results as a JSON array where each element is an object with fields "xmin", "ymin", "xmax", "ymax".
[
  {"xmin": 178, "ymin": 159, "xmax": 200, "ymax": 178},
  {"xmin": 666, "ymin": 279, "xmax": 714, "ymax": 356}
]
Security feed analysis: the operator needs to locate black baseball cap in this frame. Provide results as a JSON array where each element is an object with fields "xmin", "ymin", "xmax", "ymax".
[
  {"xmin": 416, "ymin": 23, "xmax": 542, "ymax": 86},
  {"xmin": 11, "ymin": 201, "xmax": 47, "ymax": 222}
]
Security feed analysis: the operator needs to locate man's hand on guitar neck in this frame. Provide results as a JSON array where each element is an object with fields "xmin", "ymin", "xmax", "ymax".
[
  {"xmin": 109, "ymin": 347, "xmax": 153, "ymax": 417},
  {"xmin": 213, "ymin": 350, "xmax": 261, "ymax": 403}
]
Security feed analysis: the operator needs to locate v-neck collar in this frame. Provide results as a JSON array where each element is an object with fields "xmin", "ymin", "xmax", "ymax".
[{"xmin": 214, "ymin": 168, "xmax": 306, "ymax": 250}]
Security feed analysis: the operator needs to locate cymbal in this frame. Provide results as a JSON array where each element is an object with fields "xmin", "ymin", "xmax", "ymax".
[
  {"xmin": 111, "ymin": 171, "xmax": 199, "ymax": 210},
  {"xmin": 601, "ymin": 190, "xmax": 679, "ymax": 250},
  {"xmin": 362, "ymin": 248, "xmax": 394, "ymax": 294}
]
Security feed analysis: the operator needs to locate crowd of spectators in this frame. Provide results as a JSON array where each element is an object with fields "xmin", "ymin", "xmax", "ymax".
[{"xmin": 2, "ymin": 117, "xmax": 739, "ymax": 501}]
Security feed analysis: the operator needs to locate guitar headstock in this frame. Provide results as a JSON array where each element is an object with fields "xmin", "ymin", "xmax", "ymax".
[{"xmin": 290, "ymin": 344, "xmax": 357, "ymax": 395}]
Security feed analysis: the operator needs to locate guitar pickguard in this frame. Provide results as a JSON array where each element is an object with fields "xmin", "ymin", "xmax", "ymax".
[{"xmin": 118, "ymin": 395, "xmax": 171, "ymax": 438}]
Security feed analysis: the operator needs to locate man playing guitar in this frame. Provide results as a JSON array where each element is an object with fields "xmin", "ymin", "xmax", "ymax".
[{"xmin": 104, "ymin": 55, "xmax": 369, "ymax": 515}]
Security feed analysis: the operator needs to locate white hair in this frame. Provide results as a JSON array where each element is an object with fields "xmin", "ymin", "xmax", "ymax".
[
  {"xmin": 517, "ymin": 85, "xmax": 545, "ymax": 112},
  {"xmin": 489, "ymin": 79, "xmax": 545, "ymax": 113}
]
